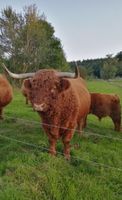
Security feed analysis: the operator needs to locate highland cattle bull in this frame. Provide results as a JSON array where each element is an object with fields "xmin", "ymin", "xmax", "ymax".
[
  {"xmin": 1, "ymin": 64, "xmax": 91, "ymax": 159},
  {"xmin": 0, "ymin": 74, "xmax": 13, "ymax": 119}
]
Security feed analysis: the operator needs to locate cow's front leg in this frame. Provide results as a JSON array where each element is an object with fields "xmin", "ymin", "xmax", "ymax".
[
  {"xmin": 48, "ymin": 134, "xmax": 57, "ymax": 156},
  {"xmin": 62, "ymin": 131, "xmax": 74, "ymax": 160},
  {"xmin": 43, "ymin": 124, "xmax": 59, "ymax": 156}
]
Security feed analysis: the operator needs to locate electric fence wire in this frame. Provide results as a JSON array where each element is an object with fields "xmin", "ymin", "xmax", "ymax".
[
  {"xmin": 0, "ymin": 115, "xmax": 122, "ymax": 172},
  {"xmin": 4, "ymin": 115, "xmax": 122, "ymax": 141}
]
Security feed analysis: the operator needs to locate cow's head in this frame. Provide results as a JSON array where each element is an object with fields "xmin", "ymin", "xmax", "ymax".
[
  {"xmin": 24, "ymin": 70, "xmax": 70, "ymax": 112},
  {"xmin": 1, "ymin": 64, "xmax": 80, "ymax": 112}
]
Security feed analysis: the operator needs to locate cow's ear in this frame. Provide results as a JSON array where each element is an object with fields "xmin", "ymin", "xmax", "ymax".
[
  {"xmin": 23, "ymin": 78, "xmax": 32, "ymax": 89},
  {"xmin": 57, "ymin": 78, "xmax": 70, "ymax": 92}
]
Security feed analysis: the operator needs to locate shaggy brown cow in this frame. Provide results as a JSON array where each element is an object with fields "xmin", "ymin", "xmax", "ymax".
[
  {"xmin": 1, "ymin": 65, "xmax": 91, "ymax": 159},
  {"xmin": 0, "ymin": 75, "xmax": 13, "ymax": 119},
  {"xmin": 80, "ymin": 93, "xmax": 121, "ymax": 132},
  {"xmin": 89, "ymin": 93, "xmax": 121, "ymax": 131}
]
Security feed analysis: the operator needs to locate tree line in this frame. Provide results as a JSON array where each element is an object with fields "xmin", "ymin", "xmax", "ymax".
[{"xmin": 69, "ymin": 52, "xmax": 122, "ymax": 79}]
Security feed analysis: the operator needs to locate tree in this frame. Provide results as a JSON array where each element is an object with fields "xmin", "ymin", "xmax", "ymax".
[
  {"xmin": 0, "ymin": 5, "xmax": 69, "ymax": 73},
  {"xmin": 116, "ymin": 62, "xmax": 122, "ymax": 77},
  {"xmin": 100, "ymin": 54, "xmax": 118, "ymax": 79},
  {"xmin": 115, "ymin": 51, "xmax": 122, "ymax": 61}
]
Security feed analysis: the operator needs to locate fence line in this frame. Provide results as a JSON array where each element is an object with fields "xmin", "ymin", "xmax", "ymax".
[
  {"xmin": 0, "ymin": 133, "xmax": 122, "ymax": 172},
  {"xmin": 4, "ymin": 115, "xmax": 122, "ymax": 142}
]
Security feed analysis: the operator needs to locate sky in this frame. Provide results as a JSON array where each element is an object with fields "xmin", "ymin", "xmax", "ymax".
[{"xmin": 0, "ymin": 0, "xmax": 122, "ymax": 61}]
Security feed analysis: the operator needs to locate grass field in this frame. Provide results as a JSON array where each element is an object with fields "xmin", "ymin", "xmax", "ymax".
[{"xmin": 0, "ymin": 79, "xmax": 122, "ymax": 200}]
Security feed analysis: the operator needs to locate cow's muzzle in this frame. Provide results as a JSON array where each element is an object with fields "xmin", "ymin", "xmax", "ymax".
[{"xmin": 33, "ymin": 103, "xmax": 47, "ymax": 112}]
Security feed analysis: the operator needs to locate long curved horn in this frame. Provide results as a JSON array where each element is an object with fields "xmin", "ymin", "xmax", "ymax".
[
  {"xmin": 56, "ymin": 65, "xmax": 80, "ymax": 78},
  {"xmin": 1, "ymin": 63, "xmax": 80, "ymax": 79},
  {"xmin": 56, "ymin": 72, "xmax": 75, "ymax": 78},
  {"xmin": 1, "ymin": 63, "xmax": 35, "ymax": 79}
]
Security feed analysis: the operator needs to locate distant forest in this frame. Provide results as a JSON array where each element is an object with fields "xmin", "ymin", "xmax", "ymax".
[{"xmin": 69, "ymin": 52, "xmax": 122, "ymax": 79}]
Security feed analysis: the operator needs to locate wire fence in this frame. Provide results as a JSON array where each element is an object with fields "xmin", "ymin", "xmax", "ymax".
[
  {"xmin": 0, "ymin": 132, "xmax": 122, "ymax": 172},
  {"xmin": 0, "ymin": 115, "xmax": 122, "ymax": 172},
  {"xmin": 4, "ymin": 115, "xmax": 122, "ymax": 142}
]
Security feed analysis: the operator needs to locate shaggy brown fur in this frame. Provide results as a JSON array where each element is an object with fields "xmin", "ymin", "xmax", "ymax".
[
  {"xmin": 0, "ymin": 75, "xmax": 13, "ymax": 119},
  {"xmin": 24, "ymin": 69, "xmax": 91, "ymax": 159}
]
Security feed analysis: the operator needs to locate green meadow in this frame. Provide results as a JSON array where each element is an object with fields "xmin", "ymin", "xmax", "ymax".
[{"xmin": 0, "ymin": 79, "xmax": 122, "ymax": 200}]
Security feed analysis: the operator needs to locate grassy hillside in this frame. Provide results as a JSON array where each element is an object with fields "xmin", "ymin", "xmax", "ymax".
[{"xmin": 0, "ymin": 79, "xmax": 122, "ymax": 200}]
